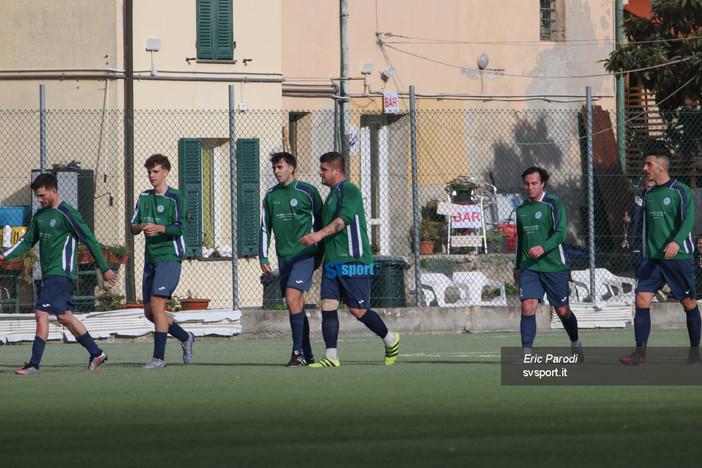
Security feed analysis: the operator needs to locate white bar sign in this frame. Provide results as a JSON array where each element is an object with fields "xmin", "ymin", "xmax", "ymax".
[{"xmin": 383, "ymin": 91, "xmax": 399, "ymax": 114}]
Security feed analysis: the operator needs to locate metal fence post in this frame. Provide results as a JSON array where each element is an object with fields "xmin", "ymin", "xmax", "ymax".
[
  {"xmin": 586, "ymin": 86, "xmax": 596, "ymax": 299},
  {"xmin": 229, "ymin": 85, "xmax": 239, "ymax": 310},
  {"xmin": 39, "ymin": 84, "xmax": 46, "ymax": 173},
  {"xmin": 410, "ymin": 86, "xmax": 421, "ymax": 306}
]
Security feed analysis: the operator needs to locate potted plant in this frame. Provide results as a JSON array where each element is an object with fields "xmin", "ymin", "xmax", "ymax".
[
  {"xmin": 179, "ymin": 290, "xmax": 210, "ymax": 311},
  {"xmin": 485, "ymin": 231, "xmax": 507, "ymax": 253},
  {"xmin": 1, "ymin": 248, "xmax": 39, "ymax": 284},
  {"xmin": 101, "ymin": 244, "xmax": 130, "ymax": 264},
  {"xmin": 96, "ymin": 286, "xmax": 126, "ymax": 311},
  {"xmin": 76, "ymin": 244, "xmax": 94, "ymax": 264},
  {"xmin": 445, "ymin": 177, "xmax": 480, "ymax": 204},
  {"xmin": 419, "ymin": 219, "xmax": 440, "ymax": 255}
]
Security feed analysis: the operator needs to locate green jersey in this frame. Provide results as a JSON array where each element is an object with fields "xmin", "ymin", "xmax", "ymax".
[
  {"xmin": 515, "ymin": 192, "xmax": 569, "ymax": 272},
  {"xmin": 259, "ymin": 179, "xmax": 322, "ymax": 263},
  {"xmin": 131, "ymin": 187, "xmax": 186, "ymax": 264},
  {"xmin": 643, "ymin": 179, "xmax": 694, "ymax": 260},
  {"xmin": 3, "ymin": 201, "xmax": 110, "ymax": 280},
  {"xmin": 321, "ymin": 179, "xmax": 373, "ymax": 265}
]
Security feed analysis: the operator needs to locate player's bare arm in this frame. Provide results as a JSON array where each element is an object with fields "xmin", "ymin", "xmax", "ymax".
[{"xmin": 299, "ymin": 217, "xmax": 346, "ymax": 246}]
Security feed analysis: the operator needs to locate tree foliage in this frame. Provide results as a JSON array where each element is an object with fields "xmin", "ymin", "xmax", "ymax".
[{"xmin": 604, "ymin": 0, "xmax": 702, "ymax": 109}]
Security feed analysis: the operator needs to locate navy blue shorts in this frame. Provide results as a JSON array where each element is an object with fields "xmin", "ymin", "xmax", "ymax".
[
  {"xmin": 142, "ymin": 261, "xmax": 182, "ymax": 303},
  {"xmin": 519, "ymin": 269, "xmax": 570, "ymax": 307},
  {"xmin": 636, "ymin": 258, "xmax": 695, "ymax": 300},
  {"xmin": 278, "ymin": 255, "xmax": 314, "ymax": 295},
  {"xmin": 37, "ymin": 276, "xmax": 75, "ymax": 315},
  {"xmin": 321, "ymin": 261, "xmax": 372, "ymax": 309}
]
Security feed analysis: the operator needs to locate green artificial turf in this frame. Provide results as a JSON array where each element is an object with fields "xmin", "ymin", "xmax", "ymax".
[{"xmin": 1, "ymin": 329, "xmax": 701, "ymax": 467}]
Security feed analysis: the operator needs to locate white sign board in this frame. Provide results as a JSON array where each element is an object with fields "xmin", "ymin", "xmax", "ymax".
[
  {"xmin": 383, "ymin": 91, "xmax": 399, "ymax": 114},
  {"xmin": 451, "ymin": 205, "xmax": 482, "ymax": 228}
]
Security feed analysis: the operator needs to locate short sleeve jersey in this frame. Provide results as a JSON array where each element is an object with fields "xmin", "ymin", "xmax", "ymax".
[
  {"xmin": 515, "ymin": 192, "xmax": 569, "ymax": 272},
  {"xmin": 3, "ymin": 201, "xmax": 110, "ymax": 280},
  {"xmin": 321, "ymin": 180, "xmax": 373, "ymax": 265},
  {"xmin": 259, "ymin": 179, "xmax": 322, "ymax": 263},
  {"xmin": 643, "ymin": 179, "xmax": 694, "ymax": 260},
  {"xmin": 131, "ymin": 187, "xmax": 186, "ymax": 264}
]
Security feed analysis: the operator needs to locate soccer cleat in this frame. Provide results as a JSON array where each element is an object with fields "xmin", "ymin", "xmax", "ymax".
[
  {"xmin": 286, "ymin": 351, "xmax": 308, "ymax": 367},
  {"xmin": 308, "ymin": 357, "xmax": 340, "ymax": 368},
  {"xmin": 619, "ymin": 352, "xmax": 647, "ymax": 366},
  {"xmin": 143, "ymin": 358, "xmax": 167, "ymax": 369},
  {"xmin": 572, "ymin": 344, "xmax": 585, "ymax": 363},
  {"xmin": 687, "ymin": 347, "xmax": 701, "ymax": 365},
  {"xmin": 85, "ymin": 350, "xmax": 108, "ymax": 372},
  {"xmin": 304, "ymin": 354, "xmax": 315, "ymax": 364},
  {"xmin": 384, "ymin": 332, "xmax": 400, "ymax": 366},
  {"xmin": 182, "ymin": 332, "xmax": 195, "ymax": 364},
  {"xmin": 16, "ymin": 362, "xmax": 40, "ymax": 375}
]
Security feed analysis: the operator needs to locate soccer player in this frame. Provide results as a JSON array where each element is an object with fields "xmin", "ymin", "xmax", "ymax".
[
  {"xmin": 619, "ymin": 148, "xmax": 700, "ymax": 365},
  {"xmin": 259, "ymin": 152, "xmax": 321, "ymax": 366},
  {"xmin": 1, "ymin": 173, "xmax": 117, "ymax": 375},
  {"xmin": 514, "ymin": 166, "xmax": 583, "ymax": 361},
  {"xmin": 300, "ymin": 151, "xmax": 399, "ymax": 367},
  {"xmin": 131, "ymin": 153, "xmax": 195, "ymax": 369}
]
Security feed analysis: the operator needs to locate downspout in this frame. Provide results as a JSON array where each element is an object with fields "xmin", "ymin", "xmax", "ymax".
[
  {"xmin": 616, "ymin": 0, "xmax": 626, "ymax": 171},
  {"xmin": 339, "ymin": 0, "xmax": 349, "ymax": 163}
]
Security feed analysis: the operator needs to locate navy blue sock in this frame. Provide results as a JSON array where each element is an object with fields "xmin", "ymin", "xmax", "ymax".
[
  {"xmin": 30, "ymin": 335, "xmax": 46, "ymax": 365},
  {"xmin": 76, "ymin": 332, "xmax": 99, "ymax": 356},
  {"xmin": 289, "ymin": 312, "xmax": 304, "ymax": 353},
  {"xmin": 634, "ymin": 307, "xmax": 651, "ymax": 346},
  {"xmin": 168, "ymin": 322, "xmax": 190, "ymax": 342},
  {"xmin": 685, "ymin": 306, "xmax": 701, "ymax": 347},
  {"xmin": 301, "ymin": 313, "xmax": 313, "ymax": 357},
  {"xmin": 321, "ymin": 309, "xmax": 339, "ymax": 349},
  {"xmin": 559, "ymin": 312, "xmax": 579, "ymax": 342},
  {"xmin": 358, "ymin": 309, "xmax": 389, "ymax": 338},
  {"xmin": 520, "ymin": 315, "xmax": 536, "ymax": 348},
  {"xmin": 153, "ymin": 331, "xmax": 168, "ymax": 360}
]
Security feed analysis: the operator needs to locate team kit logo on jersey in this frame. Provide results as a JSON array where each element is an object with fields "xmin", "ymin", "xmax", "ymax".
[
  {"xmin": 663, "ymin": 197, "xmax": 671, "ymax": 206},
  {"xmin": 535, "ymin": 211, "xmax": 542, "ymax": 220},
  {"xmin": 290, "ymin": 199, "xmax": 298, "ymax": 207},
  {"xmin": 157, "ymin": 205, "xmax": 165, "ymax": 213},
  {"xmin": 50, "ymin": 219, "xmax": 56, "ymax": 227}
]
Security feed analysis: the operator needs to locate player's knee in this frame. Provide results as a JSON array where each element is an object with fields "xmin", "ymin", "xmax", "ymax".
[{"xmin": 321, "ymin": 299, "xmax": 339, "ymax": 310}]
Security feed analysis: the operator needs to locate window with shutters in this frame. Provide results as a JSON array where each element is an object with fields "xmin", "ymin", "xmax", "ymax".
[
  {"xmin": 178, "ymin": 138, "xmax": 233, "ymax": 258},
  {"xmin": 196, "ymin": 0, "xmax": 234, "ymax": 61},
  {"xmin": 236, "ymin": 138, "xmax": 260, "ymax": 257},
  {"xmin": 178, "ymin": 137, "xmax": 259, "ymax": 259}
]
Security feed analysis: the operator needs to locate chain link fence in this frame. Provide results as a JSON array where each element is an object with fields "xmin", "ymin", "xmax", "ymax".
[{"xmin": 0, "ymin": 106, "xmax": 700, "ymax": 313}]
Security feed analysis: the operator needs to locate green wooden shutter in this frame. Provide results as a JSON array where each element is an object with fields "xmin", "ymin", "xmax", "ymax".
[
  {"xmin": 178, "ymin": 138, "xmax": 203, "ymax": 258},
  {"xmin": 197, "ymin": 0, "xmax": 233, "ymax": 60},
  {"xmin": 237, "ymin": 138, "xmax": 259, "ymax": 257},
  {"xmin": 215, "ymin": 0, "xmax": 234, "ymax": 60},
  {"xmin": 196, "ymin": 0, "xmax": 214, "ymax": 59}
]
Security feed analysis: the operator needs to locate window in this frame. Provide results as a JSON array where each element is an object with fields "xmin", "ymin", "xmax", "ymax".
[
  {"xmin": 540, "ymin": 0, "xmax": 565, "ymax": 42},
  {"xmin": 196, "ymin": 0, "xmax": 234, "ymax": 60}
]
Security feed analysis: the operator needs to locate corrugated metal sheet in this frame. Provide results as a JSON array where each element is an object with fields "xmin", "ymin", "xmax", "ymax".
[{"xmin": 0, "ymin": 308, "xmax": 241, "ymax": 343}]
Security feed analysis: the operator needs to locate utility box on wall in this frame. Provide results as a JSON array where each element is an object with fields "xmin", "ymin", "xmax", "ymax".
[{"xmin": 31, "ymin": 168, "xmax": 95, "ymax": 232}]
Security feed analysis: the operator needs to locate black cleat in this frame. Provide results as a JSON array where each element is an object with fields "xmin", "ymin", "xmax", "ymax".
[{"xmin": 286, "ymin": 351, "xmax": 308, "ymax": 367}]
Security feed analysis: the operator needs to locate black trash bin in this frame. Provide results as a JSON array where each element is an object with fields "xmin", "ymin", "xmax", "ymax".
[
  {"xmin": 260, "ymin": 271, "xmax": 285, "ymax": 309},
  {"xmin": 370, "ymin": 256, "xmax": 410, "ymax": 308}
]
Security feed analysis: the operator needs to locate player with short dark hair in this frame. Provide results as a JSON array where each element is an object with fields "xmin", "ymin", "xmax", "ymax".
[
  {"xmin": 619, "ymin": 147, "xmax": 699, "ymax": 365},
  {"xmin": 131, "ymin": 154, "xmax": 195, "ymax": 369},
  {"xmin": 514, "ymin": 166, "xmax": 583, "ymax": 361},
  {"xmin": 260, "ymin": 152, "xmax": 321, "ymax": 366},
  {"xmin": 300, "ymin": 152, "xmax": 399, "ymax": 367},
  {"xmin": 3, "ymin": 172, "xmax": 117, "ymax": 375}
]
